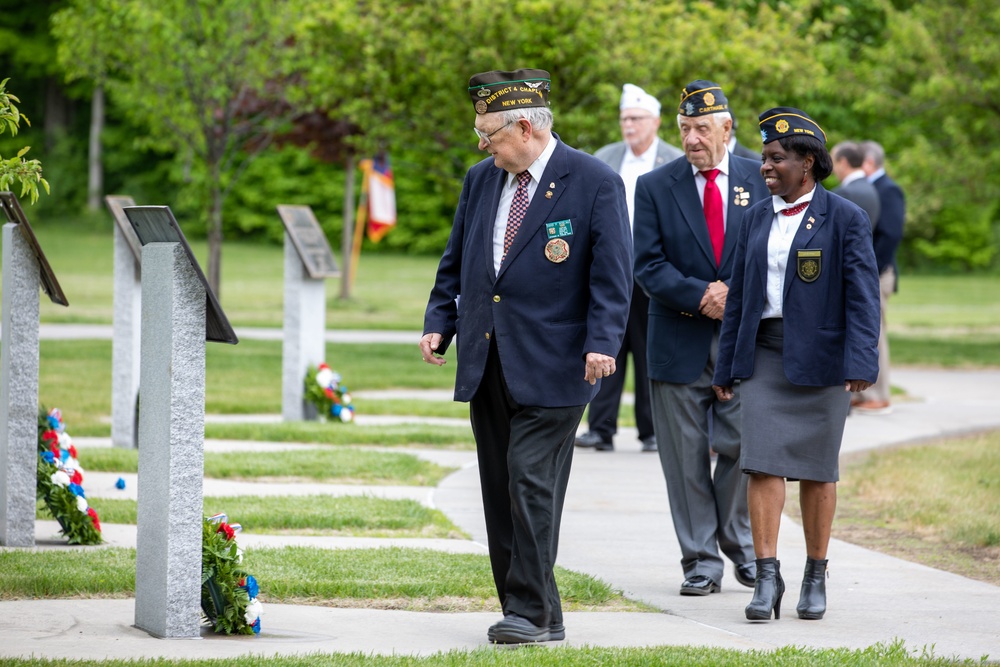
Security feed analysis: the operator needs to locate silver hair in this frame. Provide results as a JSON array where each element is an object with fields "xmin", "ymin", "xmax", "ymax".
[
  {"xmin": 675, "ymin": 111, "xmax": 732, "ymax": 130},
  {"xmin": 500, "ymin": 106, "xmax": 554, "ymax": 132},
  {"xmin": 860, "ymin": 140, "xmax": 885, "ymax": 168}
]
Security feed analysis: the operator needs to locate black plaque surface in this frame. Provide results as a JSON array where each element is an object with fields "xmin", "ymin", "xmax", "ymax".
[
  {"xmin": 104, "ymin": 194, "xmax": 142, "ymax": 263},
  {"xmin": 276, "ymin": 205, "xmax": 340, "ymax": 278},
  {"xmin": 122, "ymin": 205, "xmax": 238, "ymax": 345},
  {"xmin": 0, "ymin": 191, "xmax": 69, "ymax": 306}
]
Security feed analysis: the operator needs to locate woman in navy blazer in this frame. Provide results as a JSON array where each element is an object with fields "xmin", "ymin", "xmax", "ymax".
[{"xmin": 713, "ymin": 108, "xmax": 880, "ymax": 622}]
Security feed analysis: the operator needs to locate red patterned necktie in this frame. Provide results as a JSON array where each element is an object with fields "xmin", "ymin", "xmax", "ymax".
[
  {"xmin": 502, "ymin": 170, "xmax": 531, "ymax": 261},
  {"xmin": 700, "ymin": 169, "xmax": 724, "ymax": 266}
]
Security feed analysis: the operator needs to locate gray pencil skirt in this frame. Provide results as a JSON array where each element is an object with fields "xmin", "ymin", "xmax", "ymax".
[{"xmin": 739, "ymin": 318, "xmax": 851, "ymax": 483}]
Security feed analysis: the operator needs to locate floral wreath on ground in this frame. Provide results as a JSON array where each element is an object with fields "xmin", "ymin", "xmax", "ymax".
[
  {"xmin": 201, "ymin": 513, "xmax": 262, "ymax": 635},
  {"xmin": 36, "ymin": 407, "xmax": 102, "ymax": 545},
  {"xmin": 304, "ymin": 362, "xmax": 355, "ymax": 422}
]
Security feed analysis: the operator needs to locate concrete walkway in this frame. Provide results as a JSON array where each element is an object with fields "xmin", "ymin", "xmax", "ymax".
[{"xmin": 2, "ymin": 367, "xmax": 999, "ymax": 662}]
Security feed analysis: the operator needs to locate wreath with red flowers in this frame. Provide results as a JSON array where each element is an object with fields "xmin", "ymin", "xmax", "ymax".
[{"xmin": 36, "ymin": 407, "xmax": 102, "ymax": 545}]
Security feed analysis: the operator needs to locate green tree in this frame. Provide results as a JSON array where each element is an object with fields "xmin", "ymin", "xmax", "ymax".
[
  {"xmin": 823, "ymin": 0, "xmax": 1000, "ymax": 269},
  {"xmin": 0, "ymin": 78, "xmax": 49, "ymax": 204},
  {"xmin": 52, "ymin": 0, "xmax": 306, "ymax": 296},
  {"xmin": 294, "ymin": 0, "xmax": 827, "ymax": 253}
]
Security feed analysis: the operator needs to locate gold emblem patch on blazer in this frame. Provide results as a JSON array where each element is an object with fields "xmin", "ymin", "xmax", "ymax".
[
  {"xmin": 797, "ymin": 249, "xmax": 821, "ymax": 283},
  {"xmin": 544, "ymin": 238, "xmax": 570, "ymax": 263}
]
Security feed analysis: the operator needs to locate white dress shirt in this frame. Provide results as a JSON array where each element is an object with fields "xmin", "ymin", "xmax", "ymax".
[
  {"xmin": 689, "ymin": 150, "xmax": 731, "ymax": 232},
  {"xmin": 492, "ymin": 134, "xmax": 557, "ymax": 273},
  {"xmin": 619, "ymin": 138, "xmax": 660, "ymax": 227},
  {"xmin": 762, "ymin": 187, "xmax": 815, "ymax": 319}
]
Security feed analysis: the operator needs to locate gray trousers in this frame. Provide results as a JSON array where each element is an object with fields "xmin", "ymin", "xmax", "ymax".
[{"xmin": 651, "ymin": 333, "xmax": 754, "ymax": 585}]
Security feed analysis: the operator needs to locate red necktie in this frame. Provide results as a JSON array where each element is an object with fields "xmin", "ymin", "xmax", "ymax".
[
  {"xmin": 701, "ymin": 169, "xmax": 724, "ymax": 266},
  {"xmin": 502, "ymin": 171, "xmax": 531, "ymax": 261}
]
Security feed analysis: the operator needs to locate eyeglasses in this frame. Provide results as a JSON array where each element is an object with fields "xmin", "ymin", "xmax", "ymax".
[
  {"xmin": 474, "ymin": 119, "xmax": 517, "ymax": 145},
  {"xmin": 619, "ymin": 115, "xmax": 654, "ymax": 124}
]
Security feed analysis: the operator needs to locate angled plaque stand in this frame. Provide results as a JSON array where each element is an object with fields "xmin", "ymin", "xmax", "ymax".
[
  {"xmin": 0, "ymin": 192, "xmax": 68, "ymax": 306},
  {"xmin": 123, "ymin": 205, "xmax": 237, "ymax": 638},
  {"xmin": 277, "ymin": 204, "xmax": 340, "ymax": 278},
  {"xmin": 123, "ymin": 206, "xmax": 238, "ymax": 345},
  {"xmin": 276, "ymin": 205, "xmax": 338, "ymax": 420},
  {"xmin": 105, "ymin": 196, "xmax": 142, "ymax": 449},
  {"xmin": 0, "ymin": 191, "xmax": 69, "ymax": 547}
]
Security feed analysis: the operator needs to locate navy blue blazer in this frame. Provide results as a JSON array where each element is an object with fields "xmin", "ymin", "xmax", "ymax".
[
  {"xmin": 713, "ymin": 185, "xmax": 881, "ymax": 388},
  {"xmin": 423, "ymin": 138, "xmax": 633, "ymax": 407},
  {"xmin": 872, "ymin": 173, "xmax": 906, "ymax": 286},
  {"xmin": 633, "ymin": 154, "xmax": 768, "ymax": 384}
]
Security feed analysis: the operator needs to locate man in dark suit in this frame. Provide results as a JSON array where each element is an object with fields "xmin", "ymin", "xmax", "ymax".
[
  {"xmin": 853, "ymin": 140, "xmax": 906, "ymax": 415},
  {"xmin": 421, "ymin": 68, "xmax": 632, "ymax": 644},
  {"xmin": 633, "ymin": 80, "xmax": 763, "ymax": 596},
  {"xmin": 832, "ymin": 141, "xmax": 881, "ymax": 229},
  {"xmin": 576, "ymin": 83, "xmax": 682, "ymax": 453}
]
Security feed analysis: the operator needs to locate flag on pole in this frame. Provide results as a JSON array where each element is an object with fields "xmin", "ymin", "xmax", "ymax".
[{"xmin": 359, "ymin": 154, "xmax": 396, "ymax": 243}]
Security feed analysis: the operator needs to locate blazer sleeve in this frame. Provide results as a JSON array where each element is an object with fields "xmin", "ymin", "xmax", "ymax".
[
  {"xmin": 842, "ymin": 206, "xmax": 882, "ymax": 383},
  {"xmin": 585, "ymin": 171, "xmax": 633, "ymax": 358},
  {"xmin": 713, "ymin": 206, "xmax": 753, "ymax": 388},
  {"xmin": 422, "ymin": 170, "xmax": 472, "ymax": 355}
]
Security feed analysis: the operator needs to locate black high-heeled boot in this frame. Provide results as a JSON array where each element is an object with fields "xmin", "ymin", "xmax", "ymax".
[
  {"xmin": 796, "ymin": 557, "xmax": 828, "ymax": 620},
  {"xmin": 745, "ymin": 557, "xmax": 784, "ymax": 621}
]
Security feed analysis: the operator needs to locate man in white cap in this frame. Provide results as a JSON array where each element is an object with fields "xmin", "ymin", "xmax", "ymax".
[{"xmin": 576, "ymin": 84, "xmax": 682, "ymax": 453}]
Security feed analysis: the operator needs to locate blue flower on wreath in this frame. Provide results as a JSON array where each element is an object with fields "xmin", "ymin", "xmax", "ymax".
[
  {"xmin": 42, "ymin": 451, "xmax": 55, "ymax": 464},
  {"xmin": 68, "ymin": 483, "xmax": 85, "ymax": 498},
  {"xmin": 242, "ymin": 575, "xmax": 259, "ymax": 599}
]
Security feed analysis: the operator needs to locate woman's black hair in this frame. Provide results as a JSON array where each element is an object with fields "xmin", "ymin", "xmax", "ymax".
[{"xmin": 778, "ymin": 135, "xmax": 833, "ymax": 181}]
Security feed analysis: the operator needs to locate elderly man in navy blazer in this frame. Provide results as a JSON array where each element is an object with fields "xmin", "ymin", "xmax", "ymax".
[
  {"xmin": 421, "ymin": 68, "xmax": 632, "ymax": 645},
  {"xmin": 633, "ymin": 80, "xmax": 764, "ymax": 597}
]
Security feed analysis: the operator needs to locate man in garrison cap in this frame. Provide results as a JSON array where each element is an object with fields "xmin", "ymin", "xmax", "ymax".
[
  {"xmin": 633, "ymin": 79, "xmax": 763, "ymax": 597},
  {"xmin": 420, "ymin": 68, "xmax": 632, "ymax": 645},
  {"xmin": 574, "ymin": 84, "xmax": 683, "ymax": 454}
]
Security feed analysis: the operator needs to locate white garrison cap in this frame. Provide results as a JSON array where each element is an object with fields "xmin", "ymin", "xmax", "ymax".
[{"xmin": 620, "ymin": 83, "xmax": 661, "ymax": 116}]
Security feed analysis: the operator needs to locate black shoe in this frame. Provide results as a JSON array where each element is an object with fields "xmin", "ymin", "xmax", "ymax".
[
  {"xmin": 745, "ymin": 557, "xmax": 784, "ymax": 621},
  {"xmin": 734, "ymin": 562, "xmax": 757, "ymax": 588},
  {"xmin": 640, "ymin": 436, "xmax": 658, "ymax": 452},
  {"xmin": 575, "ymin": 431, "xmax": 613, "ymax": 451},
  {"xmin": 679, "ymin": 575, "xmax": 720, "ymax": 596},
  {"xmin": 796, "ymin": 557, "xmax": 828, "ymax": 620},
  {"xmin": 488, "ymin": 620, "xmax": 564, "ymax": 642},
  {"xmin": 489, "ymin": 613, "xmax": 551, "ymax": 644}
]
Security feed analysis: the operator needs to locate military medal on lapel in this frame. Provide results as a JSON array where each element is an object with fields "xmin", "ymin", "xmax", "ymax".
[
  {"xmin": 545, "ymin": 238, "xmax": 570, "ymax": 263},
  {"xmin": 796, "ymin": 249, "xmax": 821, "ymax": 283}
]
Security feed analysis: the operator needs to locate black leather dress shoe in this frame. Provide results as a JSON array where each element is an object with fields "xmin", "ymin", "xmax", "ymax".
[
  {"xmin": 640, "ymin": 436, "xmax": 658, "ymax": 452},
  {"xmin": 575, "ymin": 431, "xmax": 613, "ymax": 451},
  {"xmin": 680, "ymin": 575, "xmax": 720, "ymax": 596},
  {"xmin": 734, "ymin": 562, "xmax": 757, "ymax": 588},
  {"xmin": 488, "ymin": 620, "xmax": 564, "ymax": 642},
  {"xmin": 489, "ymin": 613, "xmax": 551, "ymax": 644}
]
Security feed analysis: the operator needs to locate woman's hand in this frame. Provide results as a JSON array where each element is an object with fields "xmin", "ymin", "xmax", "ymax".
[
  {"xmin": 845, "ymin": 379, "xmax": 872, "ymax": 393},
  {"xmin": 713, "ymin": 384, "xmax": 734, "ymax": 402}
]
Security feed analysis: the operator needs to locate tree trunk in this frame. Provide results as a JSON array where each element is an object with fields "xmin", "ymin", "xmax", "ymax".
[
  {"xmin": 87, "ymin": 86, "xmax": 105, "ymax": 211},
  {"xmin": 340, "ymin": 153, "xmax": 355, "ymax": 300},
  {"xmin": 43, "ymin": 78, "xmax": 72, "ymax": 152}
]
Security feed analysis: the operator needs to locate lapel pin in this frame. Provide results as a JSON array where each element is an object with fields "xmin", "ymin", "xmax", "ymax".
[{"xmin": 545, "ymin": 191, "xmax": 553, "ymax": 199}]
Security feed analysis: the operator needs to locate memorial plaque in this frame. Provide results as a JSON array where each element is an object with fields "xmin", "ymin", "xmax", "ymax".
[
  {"xmin": 277, "ymin": 205, "xmax": 340, "ymax": 278},
  {"xmin": 0, "ymin": 191, "xmax": 68, "ymax": 306},
  {"xmin": 122, "ymin": 206, "xmax": 238, "ymax": 345},
  {"xmin": 104, "ymin": 194, "xmax": 142, "ymax": 263}
]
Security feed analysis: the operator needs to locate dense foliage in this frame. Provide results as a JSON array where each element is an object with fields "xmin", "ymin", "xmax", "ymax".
[{"xmin": 0, "ymin": 0, "xmax": 996, "ymax": 270}]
